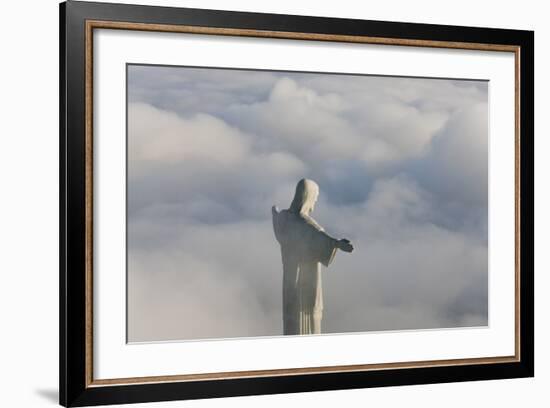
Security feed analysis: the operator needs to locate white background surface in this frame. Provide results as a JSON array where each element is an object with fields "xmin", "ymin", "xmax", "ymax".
[
  {"xmin": 0, "ymin": 0, "xmax": 546, "ymax": 407},
  {"xmin": 94, "ymin": 28, "xmax": 516, "ymax": 379}
]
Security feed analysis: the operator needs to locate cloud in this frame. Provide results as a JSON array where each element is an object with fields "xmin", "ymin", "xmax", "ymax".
[
  {"xmin": 320, "ymin": 176, "xmax": 487, "ymax": 333},
  {"xmin": 128, "ymin": 219, "xmax": 281, "ymax": 340},
  {"xmin": 417, "ymin": 103, "xmax": 489, "ymax": 205},
  {"xmin": 128, "ymin": 102, "xmax": 250, "ymax": 164},
  {"xmin": 128, "ymin": 65, "xmax": 278, "ymax": 116},
  {"xmin": 407, "ymin": 103, "xmax": 489, "ymax": 238},
  {"xmin": 127, "ymin": 101, "xmax": 308, "ymax": 222},
  {"xmin": 126, "ymin": 65, "xmax": 489, "ymax": 342}
]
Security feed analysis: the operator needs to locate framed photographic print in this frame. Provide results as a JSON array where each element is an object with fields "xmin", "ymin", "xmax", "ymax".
[{"xmin": 59, "ymin": 1, "xmax": 534, "ymax": 406}]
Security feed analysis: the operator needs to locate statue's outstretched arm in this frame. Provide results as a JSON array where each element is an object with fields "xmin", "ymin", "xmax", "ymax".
[
  {"xmin": 336, "ymin": 238, "xmax": 354, "ymax": 253},
  {"xmin": 317, "ymin": 228, "xmax": 354, "ymax": 253},
  {"xmin": 327, "ymin": 234, "xmax": 354, "ymax": 253},
  {"xmin": 272, "ymin": 205, "xmax": 282, "ymax": 243}
]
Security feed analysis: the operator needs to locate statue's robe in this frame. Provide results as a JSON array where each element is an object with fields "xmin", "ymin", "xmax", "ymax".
[{"xmin": 272, "ymin": 209, "xmax": 338, "ymax": 335}]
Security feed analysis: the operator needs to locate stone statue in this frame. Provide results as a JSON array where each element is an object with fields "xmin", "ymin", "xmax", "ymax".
[{"xmin": 272, "ymin": 179, "xmax": 354, "ymax": 335}]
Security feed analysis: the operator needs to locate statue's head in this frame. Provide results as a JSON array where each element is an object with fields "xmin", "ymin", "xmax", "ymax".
[{"xmin": 289, "ymin": 178, "xmax": 319, "ymax": 215}]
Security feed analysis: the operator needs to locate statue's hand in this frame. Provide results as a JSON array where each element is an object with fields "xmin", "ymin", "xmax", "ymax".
[
  {"xmin": 337, "ymin": 239, "xmax": 354, "ymax": 253},
  {"xmin": 272, "ymin": 205, "xmax": 280, "ymax": 215}
]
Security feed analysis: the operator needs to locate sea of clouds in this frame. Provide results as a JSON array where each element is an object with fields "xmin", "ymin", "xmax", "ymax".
[{"xmin": 126, "ymin": 65, "xmax": 488, "ymax": 342}]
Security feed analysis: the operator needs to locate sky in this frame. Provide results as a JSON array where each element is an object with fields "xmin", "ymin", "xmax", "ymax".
[{"xmin": 126, "ymin": 64, "xmax": 489, "ymax": 342}]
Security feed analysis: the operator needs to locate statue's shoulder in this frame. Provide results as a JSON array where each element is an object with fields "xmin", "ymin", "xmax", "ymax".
[
  {"xmin": 300, "ymin": 214, "xmax": 324, "ymax": 231},
  {"xmin": 272, "ymin": 207, "xmax": 291, "ymax": 224}
]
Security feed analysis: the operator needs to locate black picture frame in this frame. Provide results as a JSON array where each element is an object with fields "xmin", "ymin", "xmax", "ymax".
[{"xmin": 60, "ymin": 1, "xmax": 534, "ymax": 406}]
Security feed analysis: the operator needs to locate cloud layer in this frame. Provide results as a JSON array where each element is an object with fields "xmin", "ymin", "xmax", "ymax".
[{"xmin": 127, "ymin": 65, "xmax": 488, "ymax": 342}]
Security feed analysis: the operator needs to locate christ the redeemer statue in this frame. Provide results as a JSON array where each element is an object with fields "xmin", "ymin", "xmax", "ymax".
[{"xmin": 272, "ymin": 178, "xmax": 354, "ymax": 336}]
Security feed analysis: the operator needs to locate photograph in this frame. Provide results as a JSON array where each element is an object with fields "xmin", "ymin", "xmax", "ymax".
[
  {"xmin": 57, "ymin": 2, "xmax": 534, "ymax": 405},
  {"xmin": 126, "ymin": 64, "xmax": 489, "ymax": 342}
]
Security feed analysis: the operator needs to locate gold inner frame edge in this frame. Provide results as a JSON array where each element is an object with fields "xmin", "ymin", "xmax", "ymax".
[{"xmin": 84, "ymin": 19, "xmax": 522, "ymax": 388}]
